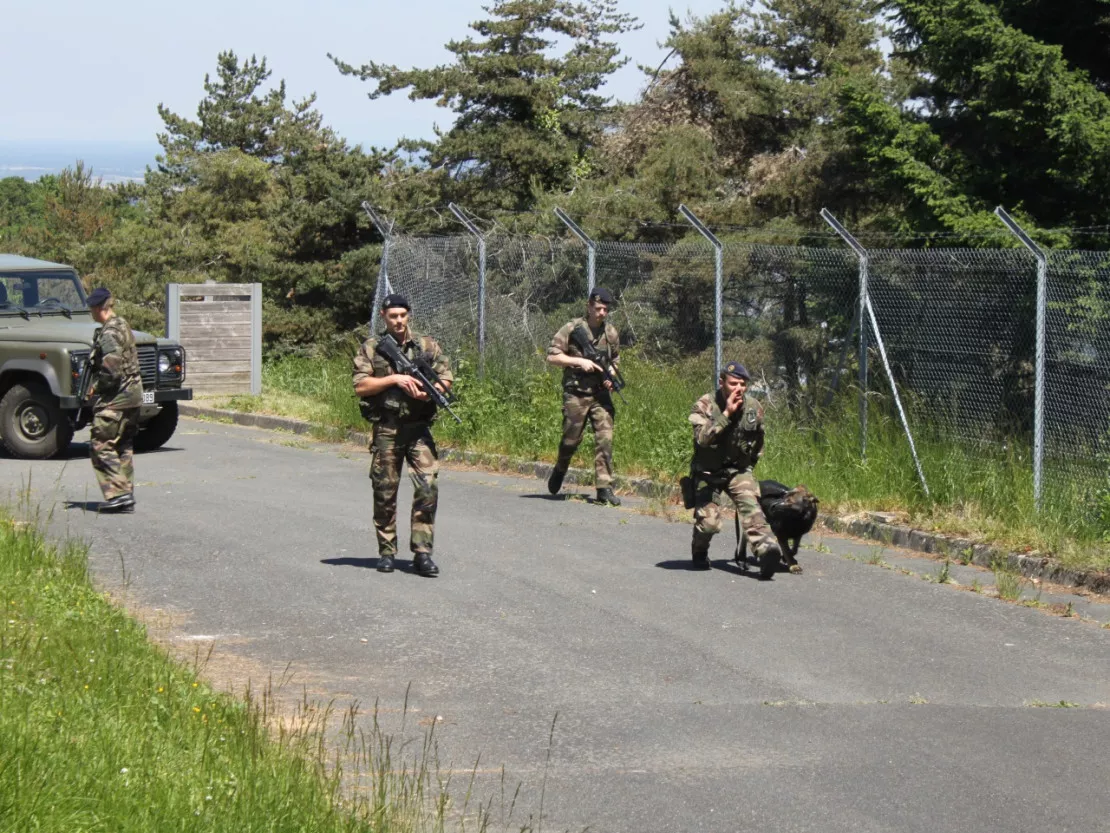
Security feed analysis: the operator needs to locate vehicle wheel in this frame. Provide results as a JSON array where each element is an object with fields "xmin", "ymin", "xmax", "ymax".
[
  {"xmin": 134, "ymin": 401, "xmax": 179, "ymax": 453},
  {"xmin": 0, "ymin": 381, "xmax": 74, "ymax": 459}
]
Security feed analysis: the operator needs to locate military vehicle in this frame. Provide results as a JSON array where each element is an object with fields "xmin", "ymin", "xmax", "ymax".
[{"xmin": 0, "ymin": 254, "xmax": 192, "ymax": 459}]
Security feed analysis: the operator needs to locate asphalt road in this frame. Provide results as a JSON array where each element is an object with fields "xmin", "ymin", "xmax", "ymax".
[{"xmin": 5, "ymin": 418, "xmax": 1109, "ymax": 833}]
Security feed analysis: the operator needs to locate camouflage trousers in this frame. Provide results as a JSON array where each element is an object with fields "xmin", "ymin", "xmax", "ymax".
[
  {"xmin": 691, "ymin": 469, "xmax": 780, "ymax": 558},
  {"xmin": 554, "ymin": 391, "xmax": 614, "ymax": 487},
  {"xmin": 370, "ymin": 422, "xmax": 439, "ymax": 557},
  {"xmin": 90, "ymin": 406, "xmax": 140, "ymax": 500}
]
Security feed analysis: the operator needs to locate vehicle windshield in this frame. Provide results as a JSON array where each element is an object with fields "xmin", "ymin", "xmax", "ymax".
[{"xmin": 0, "ymin": 271, "xmax": 87, "ymax": 314}]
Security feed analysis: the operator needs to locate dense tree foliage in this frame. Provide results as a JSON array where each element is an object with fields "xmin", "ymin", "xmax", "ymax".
[{"xmin": 837, "ymin": 0, "xmax": 1110, "ymax": 237}]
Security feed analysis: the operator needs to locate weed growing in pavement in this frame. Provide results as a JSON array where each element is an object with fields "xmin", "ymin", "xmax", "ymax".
[
  {"xmin": 992, "ymin": 557, "xmax": 1025, "ymax": 602},
  {"xmin": 936, "ymin": 559, "xmax": 952, "ymax": 584},
  {"xmin": 866, "ymin": 545, "xmax": 887, "ymax": 566},
  {"xmin": 1027, "ymin": 700, "xmax": 1081, "ymax": 708}
]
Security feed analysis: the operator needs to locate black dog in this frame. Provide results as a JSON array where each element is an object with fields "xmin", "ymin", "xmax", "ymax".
[{"xmin": 737, "ymin": 480, "xmax": 819, "ymax": 574}]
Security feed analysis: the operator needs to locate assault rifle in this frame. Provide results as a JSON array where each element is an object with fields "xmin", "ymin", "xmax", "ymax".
[
  {"xmin": 73, "ymin": 357, "xmax": 95, "ymax": 425},
  {"xmin": 375, "ymin": 336, "xmax": 462, "ymax": 424},
  {"xmin": 569, "ymin": 324, "xmax": 627, "ymax": 405}
]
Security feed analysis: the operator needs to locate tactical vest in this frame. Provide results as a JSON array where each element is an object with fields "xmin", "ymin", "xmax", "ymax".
[
  {"xmin": 92, "ymin": 315, "xmax": 143, "ymax": 410},
  {"xmin": 691, "ymin": 393, "xmax": 763, "ymax": 474},
  {"xmin": 560, "ymin": 318, "xmax": 618, "ymax": 396},
  {"xmin": 362, "ymin": 331, "xmax": 439, "ymax": 424}
]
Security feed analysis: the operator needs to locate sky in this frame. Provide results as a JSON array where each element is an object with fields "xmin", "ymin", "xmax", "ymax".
[{"xmin": 2, "ymin": 0, "xmax": 732, "ymax": 151}]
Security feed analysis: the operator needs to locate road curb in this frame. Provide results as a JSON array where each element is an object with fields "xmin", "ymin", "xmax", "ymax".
[{"xmin": 179, "ymin": 403, "xmax": 1110, "ymax": 596}]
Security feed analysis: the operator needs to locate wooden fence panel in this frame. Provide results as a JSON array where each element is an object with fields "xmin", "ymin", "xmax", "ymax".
[{"xmin": 167, "ymin": 282, "xmax": 261, "ymax": 396}]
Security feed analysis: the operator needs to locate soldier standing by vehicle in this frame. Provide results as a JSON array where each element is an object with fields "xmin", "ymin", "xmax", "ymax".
[
  {"xmin": 546, "ymin": 287, "xmax": 622, "ymax": 506},
  {"xmin": 353, "ymin": 294, "xmax": 454, "ymax": 577},
  {"xmin": 86, "ymin": 287, "xmax": 142, "ymax": 513},
  {"xmin": 687, "ymin": 361, "xmax": 783, "ymax": 579}
]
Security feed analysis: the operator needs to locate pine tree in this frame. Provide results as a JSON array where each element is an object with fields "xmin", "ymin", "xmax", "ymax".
[
  {"xmin": 844, "ymin": 0, "xmax": 1110, "ymax": 230},
  {"xmin": 331, "ymin": 0, "xmax": 638, "ymax": 212}
]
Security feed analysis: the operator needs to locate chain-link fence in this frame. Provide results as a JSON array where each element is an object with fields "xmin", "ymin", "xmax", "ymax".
[
  {"xmin": 369, "ymin": 217, "xmax": 1110, "ymax": 505},
  {"xmin": 867, "ymin": 249, "xmax": 1036, "ymax": 443},
  {"xmin": 1046, "ymin": 250, "xmax": 1110, "ymax": 488}
]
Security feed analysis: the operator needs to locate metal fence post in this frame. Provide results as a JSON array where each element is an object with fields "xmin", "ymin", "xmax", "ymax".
[
  {"xmin": 821, "ymin": 209, "xmax": 870, "ymax": 459},
  {"xmin": 554, "ymin": 207, "xmax": 597, "ymax": 295},
  {"xmin": 361, "ymin": 202, "xmax": 394, "ymax": 334},
  {"xmin": 678, "ymin": 204, "xmax": 723, "ymax": 381},
  {"xmin": 822, "ymin": 209, "xmax": 930, "ymax": 496},
  {"xmin": 994, "ymin": 206, "xmax": 1047, "ymax": 512},
  {"xmin": 449, "ymin": 203, "xmax": 488, "ymax": 377}
]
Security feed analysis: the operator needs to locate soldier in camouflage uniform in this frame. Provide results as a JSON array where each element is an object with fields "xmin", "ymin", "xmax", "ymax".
[
  {"xmin": 688, "ymin": 361, "xmax": 783, "ymax": 579},
  {"xmin": 86, "ymin": 287, "xmax": 143, "ymax": 513},
  {"xmin": 546, "ymin": 286, "xmax": 622, "ymax": 506},
  {"xmin": 353, "ymin": 293, "xmax": 454, "ymax": 577}
]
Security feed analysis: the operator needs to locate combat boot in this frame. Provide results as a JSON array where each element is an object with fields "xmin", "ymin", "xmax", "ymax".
[
  {"xmin": 414, "ymin": 552, "xmax": 439, "ymax": 577},
  {"xmin": 595, "ymin": 487, "xmax": 621, "ymax": 506},
  {"xmin": 547, "ymin": 468, "xmax": 565, "ymax": 495},
  {"xmin": 376, "ymin": 554, "xmax": 395, "ymax": 573},
  {"xmin": 99, "ymin": 493, "xmax": 135, "ymax": 514},
  {"xmin": 758, "ymin": 543, "xmax": 780, "ymax": 581},
  {"xmin": 691, "ymin": 541, "xmax": 711, "ymax": 570}
]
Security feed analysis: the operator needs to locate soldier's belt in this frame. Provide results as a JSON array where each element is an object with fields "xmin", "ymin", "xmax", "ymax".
[{"xmin": 377, "ymin": 417, "xmax": 433, "ymax": 429}]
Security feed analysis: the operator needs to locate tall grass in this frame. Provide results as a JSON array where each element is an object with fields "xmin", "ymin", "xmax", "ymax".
[
  {"xmin": 220, "ymin": 351, "xmax": 1110, "ymax": 573},
  {"xmin": 0, "ymin": 505, "xmax": 532, "ymax": 832}
]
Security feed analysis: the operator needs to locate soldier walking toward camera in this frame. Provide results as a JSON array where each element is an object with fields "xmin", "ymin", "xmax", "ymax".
[
  {"xmin": 353, "ymin": 293, "xmax": 453, "ymax": 577},
  {"xmin": 86, "ymin": 287, "xmax": 143, "ymax": 513},
  {"xmin": 546, "ymin": 286, "xmax": 622, "ymax": 506},
  {"xmin": 687, "ymin": 361, "xmax": 783, "ymax": 579}
]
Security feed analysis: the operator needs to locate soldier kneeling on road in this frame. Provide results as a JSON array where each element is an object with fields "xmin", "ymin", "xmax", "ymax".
[{"xmin": 685, "ymin": 361, "xmax": 783, "ymax": 579}]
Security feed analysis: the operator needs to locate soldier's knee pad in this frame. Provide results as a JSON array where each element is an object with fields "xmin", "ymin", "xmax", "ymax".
[
  {"xmin": 694, "ymin": 507, "xmax": 722, "ymax": 535},
  {"xmin": 753, "ymin": 538, "xmax": 782, "ymax": 558}
]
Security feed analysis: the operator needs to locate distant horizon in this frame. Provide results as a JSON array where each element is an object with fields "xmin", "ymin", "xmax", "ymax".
[
  {"xmin": 0, "ymin": 139, "xmax": 163, "ymax": 183},
  {"xmin": 0, "ymin": 136, "xmax": 389, "ymax": 184}
]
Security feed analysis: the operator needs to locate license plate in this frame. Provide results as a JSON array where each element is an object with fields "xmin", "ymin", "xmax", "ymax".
[{"xmin": 142, "ymin": 391, "xmax": 155, "ymax": 404}]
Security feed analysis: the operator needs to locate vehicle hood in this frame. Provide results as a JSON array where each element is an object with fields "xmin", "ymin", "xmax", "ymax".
[{"xmin": 0, "ymin": 317, "xmax": 158, "ymax": 347}]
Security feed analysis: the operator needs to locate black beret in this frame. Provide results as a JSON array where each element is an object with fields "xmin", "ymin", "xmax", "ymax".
[
  {"xmin": 588, "ymin": 286, "xmax": 615, "ymax": 305},
  {"xmin": 722, "ymin": 361, "xmax": 751, "ymax": 380},
  {"xmin": 381, "ymin": 293, "xmax": 410, "ymax": 311},
  {"xmin": 87, "ymin": 287, "xmax": 112, "ymax": 307}
]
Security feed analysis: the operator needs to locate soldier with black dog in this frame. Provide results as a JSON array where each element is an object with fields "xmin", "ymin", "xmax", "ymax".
[{"xmin": 686, "ymin": 361, "xmax": 783, "ymax": 579}]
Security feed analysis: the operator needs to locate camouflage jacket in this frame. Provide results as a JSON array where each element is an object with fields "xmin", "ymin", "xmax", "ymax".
[
  {"xmin": 688, "ymin": 390, "xmax": 765, "ymax": 474},
  {"xmin": 92, "ymin": 314, "xmax": 143, "ymax": 411},
  {"xmin": 353, "ymin": 329, "xmax": 453, "ymax": 424},
  {"xmin": 547, "ymin": 317, "xmax": 620, "ymax": 396}
]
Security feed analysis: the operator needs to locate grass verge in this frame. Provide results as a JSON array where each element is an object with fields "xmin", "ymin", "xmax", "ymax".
[
  {"xmin": 208, "ymin": 352, "xmax": 1110, "ymax": 575},
  {"xmin": 0, "ymin": 504, "xmax": 527, "ymax": 832}
]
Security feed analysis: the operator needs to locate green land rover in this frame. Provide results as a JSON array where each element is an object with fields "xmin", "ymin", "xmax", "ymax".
[{"xmin": 0, "ymin": 254, "xmax": 193, "ymax": 459}]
